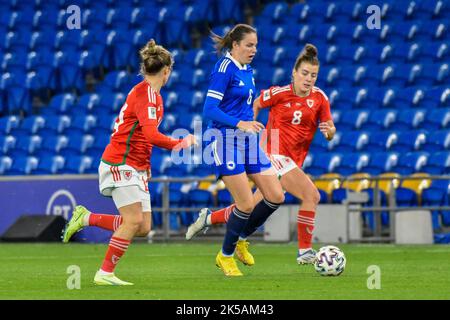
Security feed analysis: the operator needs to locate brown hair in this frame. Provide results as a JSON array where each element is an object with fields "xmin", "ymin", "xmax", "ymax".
[
  {"xmin": 210, "ymin": 24, "xmax": 257, "ymax": 55},
  {"xmin": 139, "ymin": 39, "xmax": 173, "ymax": 76},
  {"xmin": 294, "ymin": 43, "xmax": 320, "ymax": 70}
]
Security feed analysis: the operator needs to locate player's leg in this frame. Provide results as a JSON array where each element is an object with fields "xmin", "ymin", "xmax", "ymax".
[
  {"xmin": 280, "ymin": 167, "xmax": 320, "ymax": 264},
  {"xmin": 185, "ymin": 189, "xmax": 264, "ymax": 240},
  {"xmin": 62, "ymin": 206, "xmax": 123, "ymax": 242},
  {"xmin": 241, "ymin": 168, "xmax": 284, "ymax": 239},
  {"xmin": 216, "ymin": 172, "xmax": 255, "ymax": 276},
  {"xmin": 94, "ymin": 185, "xmax": 144, "ymax": 286}
]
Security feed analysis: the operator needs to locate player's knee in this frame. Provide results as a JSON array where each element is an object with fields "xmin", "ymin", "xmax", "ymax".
[
  {"xmin": 269, "ymin": 190, "xmax": 285, "ymax": 204},
  {"xmin": 237, "ymin": 201, "xmax": 254, "ymax": 214},
  {"xmin": 304, "ymin": 188, "xmax": 321, "ymax": 207},
  {"xmin": 137, "ymin": 223, "xmax": 151, "ymax": 237},
  {"xmin": 122, "ymin": 216, "xmax": 144, "ymax": 233}
]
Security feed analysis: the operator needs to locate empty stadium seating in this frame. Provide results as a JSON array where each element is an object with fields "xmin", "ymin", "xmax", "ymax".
[{"xmin": 0, "ymin": 0, "xmax": 449, "ymax": 233}]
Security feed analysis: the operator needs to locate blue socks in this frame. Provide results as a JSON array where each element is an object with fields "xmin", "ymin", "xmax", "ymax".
[
  {"xmin": 240, "ymin": 199, "xmax": 281, "ymax": 239},
  {"xmin": 222, "ymin": 206, "xmax": 250, "ymax": 256}
]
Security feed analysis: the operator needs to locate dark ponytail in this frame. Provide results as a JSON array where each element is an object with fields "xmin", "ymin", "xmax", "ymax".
[
  {"xmin": 294, "ymin": 43, "xmax": 320, "ymax": 70},
  {"xmin": 210, "ymin": 23, "xmax": 257, "ymax": 55}
]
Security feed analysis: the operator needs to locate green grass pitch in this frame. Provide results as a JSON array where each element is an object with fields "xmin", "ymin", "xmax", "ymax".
[{"xmin": 0, "ymin": 243, "xmax": 449, "ymax": 300}]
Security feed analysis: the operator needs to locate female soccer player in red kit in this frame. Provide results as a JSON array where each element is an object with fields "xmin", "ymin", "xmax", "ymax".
[
  {"xmin": 187, "ymin": 44, "xmax": 336, "ymax": 265},
  {"xmin": 62, "ymin": 39, "xmax": 196, "ymax": 285}
]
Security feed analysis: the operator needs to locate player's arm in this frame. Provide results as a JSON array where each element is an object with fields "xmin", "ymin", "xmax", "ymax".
[
  {"xmin": 203, "ymin": 70, "xmax": 263, "ymax": 133},
  {"xmin": 136, "ymin": 102, "xmax": 194, "ymax": 150},
  {"xmin": 318, "ymin": 94, "xmax": 335, "ymax": 141},
  {"xmin": 318, "ymin": 120, "xmax": 336, "ymax": 141},
  {"xmin": 253, "ymin": 87, "xmax": 278, "ymax": 120},
  {"xmin": 253, "ymin": 95, "xmax": 262, "ymax": 120}
]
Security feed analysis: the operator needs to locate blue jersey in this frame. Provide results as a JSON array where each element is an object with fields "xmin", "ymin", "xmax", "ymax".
[{"xmin": 203, "ymin": 52, "xmax": 256, "ymax": 130}]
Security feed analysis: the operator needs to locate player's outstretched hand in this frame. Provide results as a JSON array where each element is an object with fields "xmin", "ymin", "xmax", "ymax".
[
  {"xmin": 319, "ymin": 122, "xmax": 332, "ymax": 139},
  {"xmin": 183, "ymin": 134, "xmax": 198, "ymax": 147},
  {"xmin": 237, "ymin": 120, "xmax": 265, "ymax": 133}
]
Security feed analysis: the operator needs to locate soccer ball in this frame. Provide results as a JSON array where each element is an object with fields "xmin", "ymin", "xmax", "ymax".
[{"xmin": 314, "ymin": 245, "xmax": 346, "ymax": 276}]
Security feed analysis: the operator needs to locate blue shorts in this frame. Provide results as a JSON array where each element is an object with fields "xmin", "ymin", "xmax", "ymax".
[{"xmin": 210, "ymin": 130, "xmax": 272, "ymax": 178}]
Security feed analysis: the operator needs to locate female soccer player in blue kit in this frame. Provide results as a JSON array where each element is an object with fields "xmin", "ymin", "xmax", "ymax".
[{"xmin": 203, "ymin": 24, "xmax": 285, "ymax": 276}]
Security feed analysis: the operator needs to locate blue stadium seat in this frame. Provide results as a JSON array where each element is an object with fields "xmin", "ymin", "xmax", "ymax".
[
  {"xmin": 96, "ymin": 71, "xmax": 129, "ymax": 93},
  {"xmin": 422, "ymin": 184, "xmax": 447, "ymax": 230},
  {"xmin": 0, "ymin": 134, "xmax": 16, "ymax": 155},
  {"xmin": 334, "ymin": 131, "xmax": 369, "ymax": 153},
  {"xmin": 42, "ymin": 93, "xmax": 76, "ymax": 115},
  {"xmin": 75, "ymin": 93, "xmax": 100, "ymax": 115},
  {"xmin": 365, "ymin": 109, "xmax": 397, "ymax": 131},
  {"xmin": 38, "ymin": 135, "xmax": 68, "ymax": 157},
  {"xmin": 0, "ymin": 116, "xmax": 20, "ymax": 135},
  {"xmin": 64, "ymin": 155, "xmax": 93, "ymax": 174},
  {"xmin": 392, "ymin": 152, "xmax": 429, "ymax": 175},
  {"xmin": 0, "ymin": 156, "xmax": 12, "ymax": 174},
  {"xmin": 42, "ymin": 115, "xmax": 71, "ymax": 135},
  {"xmin": 422, "ymin": 152, "xmax": 450, "ymax": 175},
  {"xmin": 6, "ymin": 156, "xmax": 38, "ymax": 175},
  {"xmin": 97, "ymin": 92, "xmax": 126, "ymax": 114},
  {"xmin": 65, "ymin": 115, "xmax": 97, "ymax": 136},
  {"xmin": 335, "ymin": 152, "xmax": 370, "ymax": 176},
  {"xmin": 366, "ymin": 131, "xmax": 397, "ymax": 152},
  {"xmin": 338, "ymin": 110, "xmax": 368, "ymax": 131},
  {"xmin": 9, "ymin": 135, "xmax": 42, "ymax": 158},
  {"xmin": 259, "ymin": 2, "xmax": 288, "ymax": 24},
  {"xmin": 217, "ymin": 189, "xmax": 232, "ymax": 207},
  {"xmin": 423, "ymin": 109, "xmax": 450, "ymax": 130},
  {"xmin": 364, "ymin": 152, "xmax": 399, "ymax": 175},
  {"xmin": 395, "ymin": 187, "xmax": 419, "ymax": 207},
  {"xmin": 307, "ymin": 153, "xmax": 341, "ymax": 176},
  {"xmin": 396, "ymin": 109, "xmax": 425, "ymax": 131},
  {"xmin": 423, "ymin": 131, "xmax": 450, "ymax": 152},
  {"xmin": 34, "ymin": 155, "xmax": 65, "ymax": 175},
  {"xmin": 6, "ymin": 86, "xmax": 31, "ymax": 115},
  {"xmin": 390, "ymin": 131, "xmax": 427, "ymax": 152}
]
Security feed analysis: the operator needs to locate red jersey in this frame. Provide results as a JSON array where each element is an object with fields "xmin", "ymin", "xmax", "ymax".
[
  {"xmin": 102, "ymin": 81, "xmax": 181, "ymax": 171},
  {"xmin": 259, "ymin": 84, "xmax": 332, "ymax": 167}
]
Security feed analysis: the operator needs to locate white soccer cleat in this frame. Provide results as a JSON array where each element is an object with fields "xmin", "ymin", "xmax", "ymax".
[
  {"xmin": 297, "ymin": 248, "xmax": 317, "ymax": 265},
  {"xmin": 93, "ymin": 271, "xmax": 134, "ymax": 286},
  {"xmin": 185, "ymin": 208, "xmax": 211, "ymax": 240}
]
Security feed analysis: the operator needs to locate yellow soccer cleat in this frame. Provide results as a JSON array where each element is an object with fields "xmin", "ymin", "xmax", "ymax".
[
  {"xmin": 215, "ymin": 251, "xmax": 243, "ymax": 276},
  {"xmin": 61, "ymin": 205, "xmax": 90, "ymax": 243},
  {"xmin": 235, "ymin": 239, "xmax": 255, "ymax": 266},
  {"xmin": 93, "ymin": 271, "xmax": 134, "ymax": 286}
]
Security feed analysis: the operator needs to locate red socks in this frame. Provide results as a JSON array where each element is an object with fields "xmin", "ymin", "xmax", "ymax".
[
  {"xmin": 89, "ymin": 214, "xmax": 122, "ymax": 232},
  {"xmin": 297, "ymin": 210, "xmax": 315, "ymax": 249},
  {"xmin": 211, "ymin": 204, "xmax": 235, "ymax": 224},
  {"xmin": 101, "ymin": 236, "xmax": 131, "ymax": 273}
]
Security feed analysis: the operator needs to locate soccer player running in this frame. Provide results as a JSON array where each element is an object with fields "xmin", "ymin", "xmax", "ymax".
[
  {"xmin": 187, "ymin": 44, "xmax": 336, "ymax": 265},
  {"xmin": 62, "ymin": 39, "xmax": 196, "ymax": 285},
  {"xmin": 203, "ymin": 24, "xmax": 285, "ymax": 276}
]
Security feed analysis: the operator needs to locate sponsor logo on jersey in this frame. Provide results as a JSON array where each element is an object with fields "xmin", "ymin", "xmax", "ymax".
[
  {"xmin": 263, "ymin": 90, "xmax": 270, "ymax": 101},
  {"xmin": 307, "ymin": 99, "xmax": 314, "ymax": 108},
  {"xmin": 283, "ymin": 102, "xmax": 291, "ymax": 108},
  {"xmin": 123, "ymin": 170, "xmax": 133, "ymax": 181},
  {"xmin": 239, "ymin": 80, "xmax": 245, "ymax": 86},
  {"xmin": 295, "ymin": 102, "xmax": 302, "ymax": 107},
  {"xmin": 148, "ymin": 106, "xmax": 157, "ymax": 119},
  {"xmin": 226, "ymin": 161, "xmax": 236, "ymax": 170}
]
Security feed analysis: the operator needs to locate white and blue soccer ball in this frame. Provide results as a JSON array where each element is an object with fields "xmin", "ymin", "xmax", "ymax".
[{"xmin": 314, "ymin": 245, "xmax": 346, "ymax": 276}]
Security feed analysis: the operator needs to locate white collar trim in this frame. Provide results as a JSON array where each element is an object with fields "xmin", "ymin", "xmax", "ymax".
[{"xmin": 225, "ymin": 52, "xmax": 247, "ymax": 70}]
